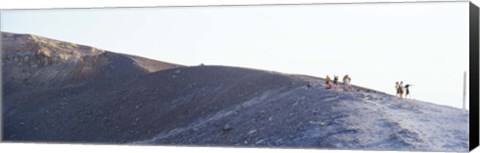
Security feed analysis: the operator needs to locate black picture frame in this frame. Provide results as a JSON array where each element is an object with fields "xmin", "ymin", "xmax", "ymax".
[{"xmin": 470, "ymin": 1, "xmax": 479, "ymax": 151}]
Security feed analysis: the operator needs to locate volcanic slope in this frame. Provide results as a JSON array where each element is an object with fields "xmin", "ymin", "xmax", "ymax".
[
  {"xmin": 2, "ymin": 32, "xmax": 469, "ymax": 152},
  {"xmin": 1, "ymin": 32, "xmax": 181, "ymax": 95}
]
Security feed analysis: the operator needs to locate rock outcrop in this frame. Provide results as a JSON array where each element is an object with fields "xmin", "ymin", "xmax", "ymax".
[{"xmin": 1, "ymin": 32, "xmax": 181, "ymax": 95}]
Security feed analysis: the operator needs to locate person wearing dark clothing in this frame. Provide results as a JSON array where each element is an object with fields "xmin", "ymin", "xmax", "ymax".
[
  {"xmin": 404, "ymin": 84, "xmax": 412, "ymax": 99},
  {"xmin": 333, "ymin": 75, "xmax": 339, "ymax": 90}
]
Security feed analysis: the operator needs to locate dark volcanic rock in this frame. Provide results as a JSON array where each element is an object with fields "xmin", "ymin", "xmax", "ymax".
[
  {"xmin": 1, "ymin": 32, "xmax": 469, "ymax": 152},
  {"xmin": 2, "ymin": 32, "xmax": 182, "ymax": 142}
]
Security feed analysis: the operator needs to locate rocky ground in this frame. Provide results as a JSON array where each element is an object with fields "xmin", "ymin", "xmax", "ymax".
[{"xmin": 1, "ymin": 32, "xmax": 469, "ymax": 152}]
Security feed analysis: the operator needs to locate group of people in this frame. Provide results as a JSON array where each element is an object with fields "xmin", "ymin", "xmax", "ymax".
[
  {"xmin": 325, "ymin": 74, "xmax": 353, "ymax": 91},
  {"xmin": 395, "ymin": 81, "xmax": 412, "ymax": 99},
  {"xmin": 323, "ymin": 74, "xmax": 413, "ymax": 99}
]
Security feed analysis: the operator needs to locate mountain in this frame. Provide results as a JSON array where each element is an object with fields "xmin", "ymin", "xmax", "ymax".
[
  {"xmin": 1, "ymin": 32, "xmax": 469, "ymax": 152},
  {"xmin": 1, "ymin": 32, "xmax": 181, "ymax": 95}
]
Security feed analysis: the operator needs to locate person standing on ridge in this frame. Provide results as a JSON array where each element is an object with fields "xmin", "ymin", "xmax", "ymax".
[
  {"xmin": 399, "ymin": 81, "xmax": 405, "ymax": 99},
  {"xmin": 333, "ymin": 75, "xmax": 339, "ymax": 90},
  {"xmin": 326, "ymin": 75, "xmax": 333, "ymax": 89},
  {"xmin": 348, "ymin": 76, "xmax": 353, "ymax": 91},
  {"xmin": 343, "ymin": 74, "xmax": 352, "ymax": 91},
  {"xmin": 395, "ymin": 82, "xmax": 400, "ymax": 98},
  {"xmin": 404, "ymin": 84, "xmax": 412, "ymax": 99}
]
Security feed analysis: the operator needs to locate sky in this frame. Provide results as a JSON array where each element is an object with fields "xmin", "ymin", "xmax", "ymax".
[{"xmin": 0, "ymin": 2, "xmax": 470, "ymax": 109}]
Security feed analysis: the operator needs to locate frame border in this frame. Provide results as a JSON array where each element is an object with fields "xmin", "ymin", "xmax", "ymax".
[{"xmin": 470, "ymin": 1, "xmax": 479, "ymax": 151}]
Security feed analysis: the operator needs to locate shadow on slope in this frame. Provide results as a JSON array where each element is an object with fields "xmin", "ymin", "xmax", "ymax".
[{"xmin": 3, "ymin": 65, "xmax": 469, "ymax": 152}]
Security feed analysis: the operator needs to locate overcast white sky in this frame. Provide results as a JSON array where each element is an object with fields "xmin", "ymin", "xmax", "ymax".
[{"xmin": 1, "ymin": 2, "xmax": 470, "ymax": 109}]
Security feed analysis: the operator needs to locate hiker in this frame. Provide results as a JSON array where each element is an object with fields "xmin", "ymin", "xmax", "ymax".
[
  {"xmin": 398, "ymin": 81, "xmax": 405, "ymax": 99},
  {"xmin": 404, "ymin": 84, "xmax": 412, "ymax": 99},
  {"xmin": 333, "ymin": 75, "xmax": 339, "ymax": 89},
  {"xmin": 348, "ymin": 76, "xmax": 353, "ymax": 91},
  {"xmin": 343, "ymin": 74, "xmax": 352, "ymax": 91},
  {"xmin": 395, "ymin": 82, "xmax": 400, "ymax": 97},
  {"xmin": 325, "ymin": 75, "xmax": 333, "ymax": 89}
]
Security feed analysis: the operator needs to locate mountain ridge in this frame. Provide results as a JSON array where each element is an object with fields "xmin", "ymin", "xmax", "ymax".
[
  {"xmin": 1, "ymin": 32, "xmax": 182, "ymax": 95},
  {"xmin": 1, "ymin": 32, "xmax": 469, "ymax": 152}
]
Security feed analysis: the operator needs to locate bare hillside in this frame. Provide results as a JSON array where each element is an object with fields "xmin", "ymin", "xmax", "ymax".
[
  {"xmin": 1, "ymin": 32, "xmax": 469, "ymax": 152},
  {"xmin": 1, "ymin": 32, "xmax": 181, "ymax": 95}
]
